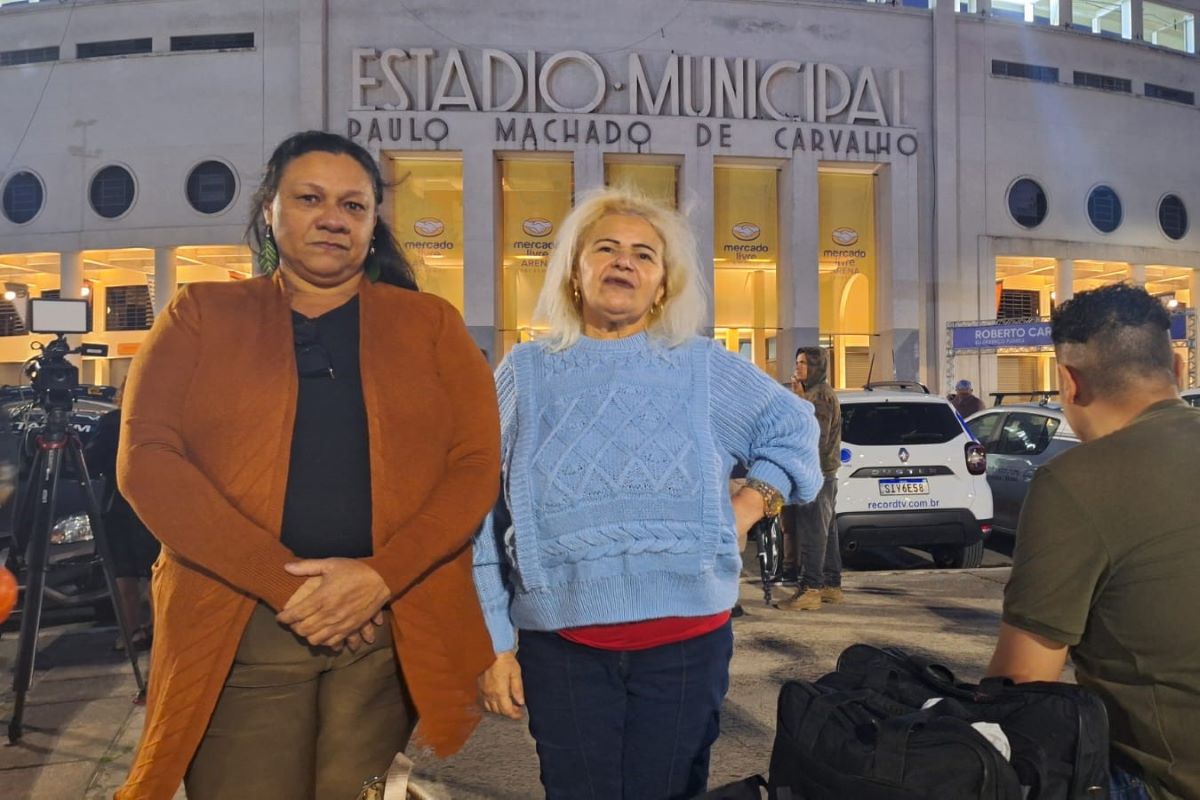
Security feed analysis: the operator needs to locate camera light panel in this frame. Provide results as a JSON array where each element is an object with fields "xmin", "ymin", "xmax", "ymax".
[{"xmin": 28, "ymin": 299, "xmax": 90, "ymax": 335}]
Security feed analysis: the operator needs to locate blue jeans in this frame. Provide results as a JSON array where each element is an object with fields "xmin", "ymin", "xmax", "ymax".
[
  {"xmin": 517, "ymin": 621, "xmax": 734, "ymax": 800},
  {"xmin": 1110, "ymin": 764, "xmax": 1151, "ymax": 800}
]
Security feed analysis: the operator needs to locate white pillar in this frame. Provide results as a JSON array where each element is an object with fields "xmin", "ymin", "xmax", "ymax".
[
  {"xmin": 573, "ymin": 149, "xmax": 605, "ymax": 200},
  {"xmin": 1123, "ymin": 0, "xmax": 1143, "ymax": 40},
  {"xmin": 681, "ymin": 150, "xmax": 715, "ymax": 330},
  {"xmin": 59, "ymin": 251, "xmax": 84, "ymax": 299},
  {"xmin": 1054, "ymin": 258, "xmax": 1074, "ymax": 304},
  {"xmin": 1130, "ymin": 262, "xmax": 1147, "ymax": 286},
  {"xmin": 777, "ymin": 156, "xmax": 819, "ymax": 382},
  {"xmin": 462, "ymin": 148, "xmax": 499, "ymax": 360},
  {"xmin": 153, "ymin": 246, "xmax": 178, "ymax": 315}
]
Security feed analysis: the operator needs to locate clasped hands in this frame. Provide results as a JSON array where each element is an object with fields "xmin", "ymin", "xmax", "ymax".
[{"xmin": 276, "ymin": 558, "xmax": 392, "ymax": 653}]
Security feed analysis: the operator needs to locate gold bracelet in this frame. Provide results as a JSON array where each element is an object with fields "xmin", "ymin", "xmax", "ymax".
[{"xmin": 744, "ymin": 477, "xmax": 784, "ymax": 518}]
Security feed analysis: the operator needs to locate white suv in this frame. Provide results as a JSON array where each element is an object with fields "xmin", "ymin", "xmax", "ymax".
[{"xmin": 835, "ymin": 383, "xmax": 994, "ymax": 568}]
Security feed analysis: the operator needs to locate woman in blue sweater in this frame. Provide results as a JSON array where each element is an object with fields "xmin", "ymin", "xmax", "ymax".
[{"xmin": 474, "ymin": 187, "xmax": 822, "ymax": 800}]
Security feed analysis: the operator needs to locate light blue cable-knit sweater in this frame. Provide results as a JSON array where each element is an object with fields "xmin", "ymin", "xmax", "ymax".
[{"xmin": 472, "ymin": 332, "xmax": 822, "ymax": 654}]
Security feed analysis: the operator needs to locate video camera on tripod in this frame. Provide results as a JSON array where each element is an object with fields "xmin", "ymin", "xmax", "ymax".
[
  {"xmin": 6, "ymin": 298, "xmax": 145, "ymax": 743},
  {"xmin": 24, "ymin": 299, "xmax": 109, "ymax": 411}
]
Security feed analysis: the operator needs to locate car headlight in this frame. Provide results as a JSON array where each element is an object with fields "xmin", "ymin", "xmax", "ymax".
[{"xmin": 50, "ymin": 513, "xmax": 94, "ymax": 545}]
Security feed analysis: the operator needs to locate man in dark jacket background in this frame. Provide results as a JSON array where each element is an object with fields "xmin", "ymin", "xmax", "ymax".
[{"xmin": 779, "ymin": 347, "xmax": 843, "ymax": 611}]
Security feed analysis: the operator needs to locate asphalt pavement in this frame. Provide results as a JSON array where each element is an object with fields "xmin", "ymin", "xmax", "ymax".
[{"xmin": 0, "ymin": 540, "xmax": 1015, "ymax": 800}]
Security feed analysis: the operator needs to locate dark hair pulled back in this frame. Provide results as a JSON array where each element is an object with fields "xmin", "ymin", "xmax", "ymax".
[{"xmin": 246, "ymin": 130, "xmax": 417, "ymax": 290}]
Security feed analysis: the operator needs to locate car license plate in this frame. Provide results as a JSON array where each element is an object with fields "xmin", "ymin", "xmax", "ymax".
[{"xmin": 878, "ymin": 478, "xmax": 929, "ymax": 496}]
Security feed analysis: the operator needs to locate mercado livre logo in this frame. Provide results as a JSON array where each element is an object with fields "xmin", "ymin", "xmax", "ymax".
[
  {"xmin": 831, "ymin": 227, "xmax": 859, "ymax": 246},
  {"xmin": 731, "ymin": 222, "xmax": 760, "ymax": 242},
  {"xmin": 413, "ymin": 217, "xmax": 445, "ymax": 237},
  {"xmin": 522, "ymin": 218, "xmax": 554, "ymax": 238}
]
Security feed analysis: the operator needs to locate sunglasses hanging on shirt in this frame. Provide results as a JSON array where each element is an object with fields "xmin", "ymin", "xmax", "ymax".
[{"xmin": 292, "ymin": 316, "xmax": 335, "ymax": 380}]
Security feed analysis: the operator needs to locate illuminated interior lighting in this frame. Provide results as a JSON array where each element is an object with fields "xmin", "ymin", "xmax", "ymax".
[
  {"xmin": 80, "ymin": 286, "xmax": 91, "ymax": 297},
  {"xmin": 3, "ymin": 291, "xmax": 15, "ymax": 301}
]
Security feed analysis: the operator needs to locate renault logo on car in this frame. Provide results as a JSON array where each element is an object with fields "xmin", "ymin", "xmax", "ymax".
[
  {"xmin": 898, "ymin": 447, "xmax": 910, "ymax": 464},
  {"xmin": 732, "ymin": 222, "xmax": 761, "ymax": 242},
  {"xmin": 522, "ymin": 217, "xmax": 554, "ymax": 238},
  {"xmin": 413, "ymin": 217, "xmax": 445, "ymax": 238},
  {"xmin": 831, "ymin": 227, "xmax": 859, "ymax": 246}
]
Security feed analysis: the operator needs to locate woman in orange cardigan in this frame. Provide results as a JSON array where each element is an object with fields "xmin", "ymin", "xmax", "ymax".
[{"xmin": 115, "ymin": 131, "xmax": 500, "ymax": 800}]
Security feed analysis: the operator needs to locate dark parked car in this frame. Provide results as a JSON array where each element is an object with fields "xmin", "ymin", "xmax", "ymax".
[
  {"xmin": 964, "ymin": 403, "xmax": 1079, "ymax": 536},
  {"xmin": 0, "ymin": 385, "xmax": 119, "ymax": 615}
]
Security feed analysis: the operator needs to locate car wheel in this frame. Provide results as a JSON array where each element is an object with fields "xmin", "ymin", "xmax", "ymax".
[{"xmin": 930, "ymin": 540, "xmax": 984, "ymax": 569}]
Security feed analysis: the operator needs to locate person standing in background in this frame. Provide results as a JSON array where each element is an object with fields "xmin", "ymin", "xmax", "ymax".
[
  {"xmin": 778, "ymin": 348, "xmax": 843, "ymax": 611},
  {"xmin": 949, "ymin": 379, "xmax": 986, "ymax": 417},
  {"xmin": 85, "ymin": 380, "xmax": 160, "ymax": 651}
]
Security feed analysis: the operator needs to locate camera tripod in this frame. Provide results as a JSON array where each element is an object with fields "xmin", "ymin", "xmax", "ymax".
[{"xmin": 7, "ymin": 403, "xmax": 146, "ymax": 743}]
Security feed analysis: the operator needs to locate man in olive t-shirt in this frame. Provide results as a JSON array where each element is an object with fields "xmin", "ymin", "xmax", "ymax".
[{"xmin": 988, "ymin": 285, "xmax": 1200, "ymax": 800}]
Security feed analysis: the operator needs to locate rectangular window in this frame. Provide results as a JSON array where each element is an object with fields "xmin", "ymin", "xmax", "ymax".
[
  {"xmin": 77, "ymin": 38, "xmax": 153, "ymax": 60},
  {"xmin": 1073, "ymin": 0, "xmax": 1127, "ymax": 38},
  {"xmin": 1072, "ymin": 71, "xmax": 1132, "ymax": 93},
  {"xmin": 0, "ymin": 299, "xmax": 25, "ymax": 337},
  {"xmin": 991, "ymin": 0, "xmax": 1053, "ymax": 24},
  {"xmin": 1145, "ymin": 83, "xmax": 1195, "ymax": 105},
  {"xmin": 499, "ymin": 158, "xmax": 574, "ymax": 355},
  {"xmin": 105, "ymin": 285, "xmax": 155, "ymax": 331},
  {"xmin": 819, "ymin": 171, "xmax": 877, "ymax": 389},
  {"xmin": 389, "ymin": 155, "xmax": 464, "ymax": 312},
  {"xmin": 1143, "ymin": 2, "xmax": 1195, "ymax": 54},
  {"xmin": 0, "ymin": 45, "xmax": 59, "ymax": 67},
  {"xmin": 604, "ymin": 159, "xmax": 678, "ymax": 208},
  {"xmin": 991, "ymin": 60, "xmax": 1059, "ymax": 83},
  {"xmin": 714, "ymin": 164, "xmax": 779, "ymax": 375},
  {"xmin": 170, "ymin": 33, "xmax": 255, "ymax": 52},
  {"xmin": 997, "ymin": 288, "xmax": 1041, "ymax": 320}
]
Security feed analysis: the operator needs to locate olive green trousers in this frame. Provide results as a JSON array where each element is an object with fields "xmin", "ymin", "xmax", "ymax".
[{"xmin": 185, "ymin": 603, "xmax": 415, "ymax": 800}]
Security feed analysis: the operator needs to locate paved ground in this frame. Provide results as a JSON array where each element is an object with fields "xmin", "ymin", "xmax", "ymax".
[{"xmin": 0, "ymin": 549, "xmax": 1014, "ymax": 800}]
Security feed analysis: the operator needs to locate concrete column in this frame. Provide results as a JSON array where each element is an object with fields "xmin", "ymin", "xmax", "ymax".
[
  {"xmin": 931, "ymin": 0, "xmax": 959, "ymax": 388},
  {"xmin": 877, "ymin": 163, "xmax": 922, "ymax": 383},
  {"xmin": 1123, "ymin": 0, "xmax": 1143, "ymax": 40},
  {"xmin": 298, "ymin": 0, "xmax": 328, "ymax": 131},
  {"xmin": 1054, "ymin": 258, "xmax": 1074, "ymax": 304},
  {"xmin": 1050, "ymin": 0, "xmax": 1072, "ymax": 26},
  {"xmin": 59, "ymin": 251, "xmax": 84, "ymax": 299},
  {"xmin": 1130, "ymin": 262, "xmax": 1147, "ymax": 286},
  {"xmin": 681, "ymin": 149, "xmax": 715, "ymax": 330},
  {"xmin": 462, "ymin": 147, "xmax": 499, "ymax": 360},
  {"xmin": 777, "ymin": 156, "xmax": 819, "ymax": 383},
  {"xmin": 1188, "ymin": 270, "xmax": 1199, "ymax": 388},
  {"xmin": 91, "ymin": 283, "xmax": 107, "ymax": 334},
  {"xmin": 573, "ymin": 148, "xmax": 605, "ymax": 200},
  {"xmin": 153, "ymin": 246, "xmax": 178, "ymax": 315}
]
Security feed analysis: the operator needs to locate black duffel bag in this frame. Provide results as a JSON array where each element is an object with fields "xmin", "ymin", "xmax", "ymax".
[
  {"xmin": 820, "ymin": 644, "xmax": 1110, "ymax": 800},
  {"xmin": 767, "ymin": 680, "xmax": 1024, "ymax": 800}
]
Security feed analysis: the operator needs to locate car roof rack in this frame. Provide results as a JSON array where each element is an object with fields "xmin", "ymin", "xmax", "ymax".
[
  {"xmin": 989, "ymin": 390, "xmax": 1060, "ymax": 407},
  {"xmin": 863, "ymin": 381, "xmax": 930, "ymax": 394}
]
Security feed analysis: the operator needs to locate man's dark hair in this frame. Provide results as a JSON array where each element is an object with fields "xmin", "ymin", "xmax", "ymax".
[
  {"xmin": 1051, "ymin": 283, "xmax": 1175, "ymax": 396},
  {"xmin": 245, "ymin": 130, "xmax": 417, "ymax": 290}
]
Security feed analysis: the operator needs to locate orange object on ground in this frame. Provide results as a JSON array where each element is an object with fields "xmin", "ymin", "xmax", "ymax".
[{"xmin": 0, "ymin": 566, "xmax": 16, "ymax": 624}]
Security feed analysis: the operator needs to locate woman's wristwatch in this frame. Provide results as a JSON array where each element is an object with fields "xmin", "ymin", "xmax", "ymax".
[{"xmin": 744, "ymin": 478, "xmax": 784, "ymax": 518}]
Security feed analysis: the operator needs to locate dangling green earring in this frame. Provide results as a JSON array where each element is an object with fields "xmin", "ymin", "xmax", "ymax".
[{"xmin": 258, "ymin": 225, "xmax": 279, "ymax": 274}]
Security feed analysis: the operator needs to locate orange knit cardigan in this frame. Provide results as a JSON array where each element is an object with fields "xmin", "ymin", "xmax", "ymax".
[{"xmin": 114, "ymin": 274, "xmax": 500, "ymax": 799}]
